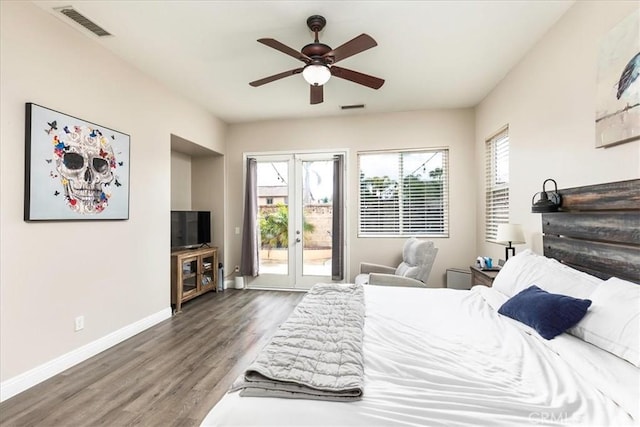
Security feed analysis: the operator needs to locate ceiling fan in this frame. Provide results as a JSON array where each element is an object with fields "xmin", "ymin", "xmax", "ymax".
[{"xmin": 249, "ymin": 15, "xmax": 385, "ymax": 105}]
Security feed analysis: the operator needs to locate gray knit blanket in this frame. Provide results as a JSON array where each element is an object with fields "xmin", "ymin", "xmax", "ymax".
[{"xmin": 231, "ymin": 283, "xmax": 365, "ymax": 401}]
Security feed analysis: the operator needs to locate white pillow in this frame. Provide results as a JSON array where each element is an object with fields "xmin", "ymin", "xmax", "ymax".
[
  {"xmin": 492, "ymin": 249, "xmax": 602, "ymax": 298},
  {"xmin": 570, "ymin": 277, "xmax": 640, "ymax": 367}
]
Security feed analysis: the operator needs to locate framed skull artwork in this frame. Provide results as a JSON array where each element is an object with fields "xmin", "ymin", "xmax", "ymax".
[{"xmin": 24, "ymin": 103, "xmax": 130, "ymax": 221}]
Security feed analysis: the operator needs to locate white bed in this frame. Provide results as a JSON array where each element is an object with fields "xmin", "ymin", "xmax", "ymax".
[
  {"xmin": 202, "ymin": 283, "xmax": 638, "ymax": 426},
  {"xmin": 203, "ymin": 179, "xmax": 639, "ymax": 426}
]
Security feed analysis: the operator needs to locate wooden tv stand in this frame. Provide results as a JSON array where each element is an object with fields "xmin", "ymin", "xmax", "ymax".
[{"xmin": 171, "ymin": 246, "xmax": 218, "ymax": 313}]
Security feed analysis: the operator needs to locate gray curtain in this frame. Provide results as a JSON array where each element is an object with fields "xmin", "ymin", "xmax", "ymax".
[
  {"xmin": 240, "ymin": 158, "xmax": 259, "ymax": 277},
  {"xmin": 331, "ymin": 154, "xmax": 344, "ymax": 280}
]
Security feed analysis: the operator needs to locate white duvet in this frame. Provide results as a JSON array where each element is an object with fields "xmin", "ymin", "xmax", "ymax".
[{"xmin": 201, "ymin": 286, "xmax": 639, "ymax": 427}]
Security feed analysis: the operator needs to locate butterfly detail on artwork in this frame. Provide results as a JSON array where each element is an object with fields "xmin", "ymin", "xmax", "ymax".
[
  {"xmin": 99, "ymin": 148, "xmax": 109, "ymax": 158},
  {"xmin": 63, "ymin": 126, "xmax": 71, "ymax": 134},
  {"xmin": 118, "ymin": 161, "xmax": 124, "ymax": 166},
  {"xmin": 54, "ymin": 191, "xmax": 60, "ymax": 196},
  {"xmin": 114, "ymin": 179, "xmax": 122, "ymax": 187},
  {"xmin": 46, "ymin": 120, "xmax": 57, "ymax": 134},
  {"xmin": 45, "ymin": 159, "xmax": 52, "ymax": 164}
]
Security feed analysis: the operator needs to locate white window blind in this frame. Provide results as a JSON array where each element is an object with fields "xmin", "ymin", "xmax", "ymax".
[
  {"xmin": 358, "ymin": 149, "xmax": 448, "ymax": 237},
  {"xmin": 485, "ymin": 128, "xmax": 509, "ymax": 241}
]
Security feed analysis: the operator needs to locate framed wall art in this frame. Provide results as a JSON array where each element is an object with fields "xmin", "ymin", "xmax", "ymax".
[
  {"xmin": 24, "ymin": 103, "xmax": 130, "ymax": 221},
  {"xmin": 595, "ymin": 10, "xmax": 640, "ymax": 148}
]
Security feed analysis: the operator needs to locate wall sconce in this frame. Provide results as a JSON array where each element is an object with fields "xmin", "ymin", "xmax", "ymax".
[
  {"xmin": 531, "ymin": 178, "xmax": 561, "ymax": 213},
  {"xmin": 496, "ymin": 223, "xmax": 526, "ymax": 260}
]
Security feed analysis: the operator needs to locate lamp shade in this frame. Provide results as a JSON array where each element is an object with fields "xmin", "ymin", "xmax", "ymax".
[
  {"xmin": 496, "ymin": 224, "xmax": 525, "ymax": 245},
  {"xmin": 302, "ymin": 64, "xmax": 331, "ymax": 86},
  {"xmin": 531, "ymin": 178, "xmax": 561, "ymax": 213},
  {"xmin": 531, "ymin": 193, "xmax": 558, "ymax": 212}
]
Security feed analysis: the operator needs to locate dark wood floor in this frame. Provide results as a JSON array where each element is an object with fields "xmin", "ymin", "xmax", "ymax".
[{"xmin": 0, "ymin": 289, "xmax": 305, "ymax": 427}]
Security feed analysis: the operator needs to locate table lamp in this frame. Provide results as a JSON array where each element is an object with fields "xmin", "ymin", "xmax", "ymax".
[{"xmin": 496, "ymin": 224, "xmax": 525, "ymax": 260}]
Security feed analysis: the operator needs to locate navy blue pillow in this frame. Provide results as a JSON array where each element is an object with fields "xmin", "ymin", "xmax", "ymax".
[{"xmin": 498, "ymin": 285, "xmax": 592, "ymax": 340}]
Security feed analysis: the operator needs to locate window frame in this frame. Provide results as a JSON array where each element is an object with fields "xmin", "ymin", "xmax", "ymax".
[
  {"xmin": 485, "ymin": 127, "xmax": 510, "ymax": 242},
  {"xmin": 357, "ymin": 147, "xmax": 449, "ymax": 238}
]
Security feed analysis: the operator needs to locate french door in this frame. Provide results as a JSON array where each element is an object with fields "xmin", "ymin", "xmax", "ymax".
[{"xmin": 248, "ymin": 152, "xmax": 343, "ymax": 290}]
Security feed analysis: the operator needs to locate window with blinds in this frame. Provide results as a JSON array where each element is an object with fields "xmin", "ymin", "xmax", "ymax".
[
  {"xmin": 358, "ymin": 149, "xmax": 448, "ymax": 237},
  {"xmin": 485, "ymin": 128, "xmax": 510, "ymax": 242}
]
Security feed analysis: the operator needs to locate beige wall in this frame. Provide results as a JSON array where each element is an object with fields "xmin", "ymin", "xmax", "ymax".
[
  {"xmin": 225, "ymin": 109, "xmax": 476, "ymax": 287},
  {"xmin": 192, "ymin": 155, "xmax": 226, "ymax": 259},
  {"xmin": 475, "ymin": 0, "xmax": 640, "ymax": 261},
  {"xmin": 171, "ymin": 151, "xmax": 193, "ymax": 209},
  {"xmin": 0, "ymin": 1, "xmax": 226, "ymax": 384}
]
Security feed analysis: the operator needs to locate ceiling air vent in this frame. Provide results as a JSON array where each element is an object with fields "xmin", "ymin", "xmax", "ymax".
[
  {"xmin": 55, "ymin": 6, "xmax": 112, "ymax": 37},
  {"xmin": 340, "ymin": 104, "xmax": 365, "ymax": 110}
]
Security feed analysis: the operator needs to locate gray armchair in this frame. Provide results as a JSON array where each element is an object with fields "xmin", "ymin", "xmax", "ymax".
[{"xmin": 354, "ymin": 238, "xmax": 438, "ymax": 287}]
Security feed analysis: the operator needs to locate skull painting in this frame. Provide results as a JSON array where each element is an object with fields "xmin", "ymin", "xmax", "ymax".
[{"xmin": 53, "ymin": 125, "xmax": 116, "ymax": 214}]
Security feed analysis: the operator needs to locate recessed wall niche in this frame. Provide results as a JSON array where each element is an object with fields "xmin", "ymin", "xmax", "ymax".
[{"xmin": 170, "ymin": 134, "xmax": 224, "ymax": 255}]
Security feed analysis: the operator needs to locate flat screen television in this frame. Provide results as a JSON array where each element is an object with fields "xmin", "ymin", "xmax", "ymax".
[{"xmin": 171, "ymin": 210, "xmax": 211, "ymax": 249}]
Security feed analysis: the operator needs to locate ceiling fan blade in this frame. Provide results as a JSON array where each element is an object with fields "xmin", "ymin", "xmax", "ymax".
[
  {"xmin": 249, "ymin": 68, "xmax": 303, "ymax": 87},
  {"xmin": 331, "ymin": 66, "xmax": 385, "ymax": 89},
  {"xmin": 258, "ymin": 38, "xmax": 311, "ymax": 63},
  {"xmin": 310, "ymin": 85, "xmax": 323, "ymax": 104},
  {"xmin": 323, "ymin": 34, "xmax": 377, "ymax": 64}
]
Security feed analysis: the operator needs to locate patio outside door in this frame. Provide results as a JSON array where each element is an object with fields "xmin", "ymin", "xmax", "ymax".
[{"xmin": 249, "ymin": 152, "xmax": 341, "ymax": 290}]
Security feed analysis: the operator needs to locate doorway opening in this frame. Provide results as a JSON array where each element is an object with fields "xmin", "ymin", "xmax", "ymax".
[{"xmin": 248, "ymin": 151, "xmax": 345, "ymax": 289}]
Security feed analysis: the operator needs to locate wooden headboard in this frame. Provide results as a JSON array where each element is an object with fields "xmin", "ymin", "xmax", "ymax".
[{"xmin": 542, "ymin": 179, "xmax": 640, "ymax": 284}]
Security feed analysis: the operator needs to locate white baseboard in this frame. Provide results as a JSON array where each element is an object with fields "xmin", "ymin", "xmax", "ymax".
[{"xmin": 0, "ymin": 307, "xmax": 172, "ymax": 402}]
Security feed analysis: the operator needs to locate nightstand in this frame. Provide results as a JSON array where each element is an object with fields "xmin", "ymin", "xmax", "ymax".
[{"xmin": 469, "ymin": 265, "xmax": 499, "ymax": 287}]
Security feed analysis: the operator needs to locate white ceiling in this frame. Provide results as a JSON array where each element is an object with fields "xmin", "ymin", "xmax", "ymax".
[{"xmin": 33, "ymin": 1, "xmax": 574, "ymax": 124}]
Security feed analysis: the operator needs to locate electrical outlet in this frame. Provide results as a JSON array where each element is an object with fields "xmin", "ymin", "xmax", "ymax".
[
  {"xmin": 234, "ymin": 265, "xmax": 240, "ymax": 273},
  {"xmin": 75, "ymin": 316, "xmax": 84, "ymax": 331}
]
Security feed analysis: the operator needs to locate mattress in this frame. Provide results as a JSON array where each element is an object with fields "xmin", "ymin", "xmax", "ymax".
[{"xmin": 201, "ymin": 285, "xmax": 638, "ymax": 426}]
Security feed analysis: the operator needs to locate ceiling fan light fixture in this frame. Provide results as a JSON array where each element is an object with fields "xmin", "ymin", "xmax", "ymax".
[
  {"xmin": 249, "ymin": 15, "xmax": 384, "ymax": 104},
  {"xmin": 302, "ymin": 64, "xmax": 331, "ymax": 86}
]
